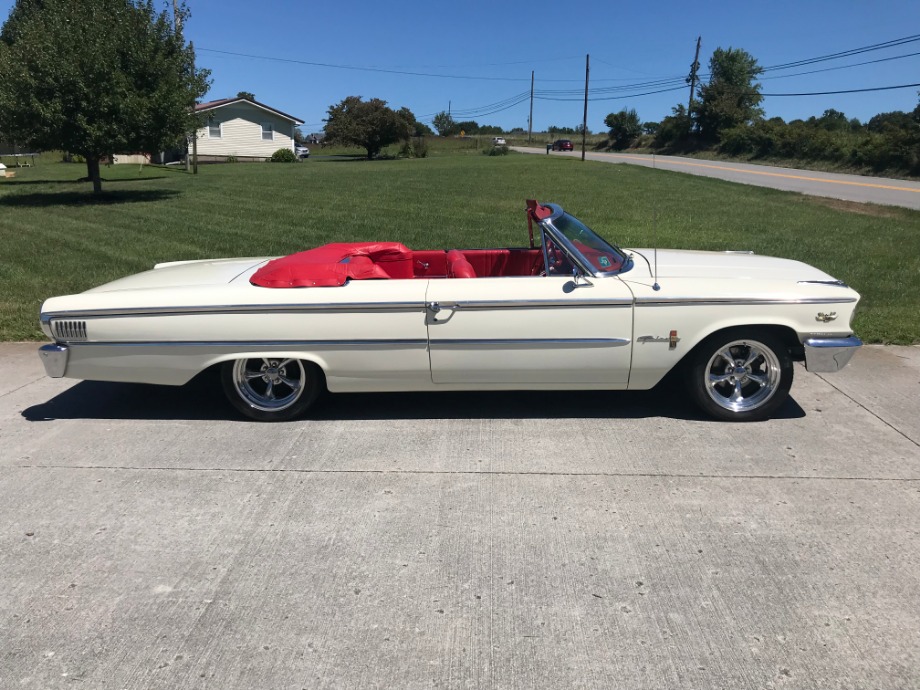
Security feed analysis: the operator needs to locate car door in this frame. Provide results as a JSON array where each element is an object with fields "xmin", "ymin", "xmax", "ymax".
[{"xmin": 425, "ymin": 274, "xmax": 634, "ymax": 385}]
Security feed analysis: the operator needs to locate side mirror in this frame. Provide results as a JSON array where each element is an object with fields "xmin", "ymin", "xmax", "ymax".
[{"xmin": 572, "ymin": 267, "xmax": 594, "ymax": 288}]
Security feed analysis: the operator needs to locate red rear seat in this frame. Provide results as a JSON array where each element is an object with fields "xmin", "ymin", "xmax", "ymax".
[{"xmin": 447, "ymin": 250, "xmax": 477, "ymax": 278}]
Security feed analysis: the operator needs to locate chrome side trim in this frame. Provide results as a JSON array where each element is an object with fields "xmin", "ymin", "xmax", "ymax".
[
  {"xmin": 38, "ymin": 344, "xmax": 69, "ymax": 377},
  {"xmin": 431, "ymin": 338, "xmax": 630, "ymax": 347},
  {"xmin": 65, "ymin": 339, "xmax": 428, "ymax": 348},
  {"xmin": 798, "ymin": 279, "xmax": 849, "ymax": 287},
  {"xmin": 803, "ymin": 335, "xmax": 862, "ymax": 372},
  {"xmin": 636, "ymin": 297, "xmax": 857, "ymax": 307},
  {"xmin": 40, "ymin": 301, "xmax": 425, "ymax": 323},
  {"xmin": 435, "ymin": 299, "xmax": 632, "ymax": 310}
]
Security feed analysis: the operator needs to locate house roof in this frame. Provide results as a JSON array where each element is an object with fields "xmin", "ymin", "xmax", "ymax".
[{"xmin": 195, "ymin": 97, "xmax": 304, "ymax": 125}]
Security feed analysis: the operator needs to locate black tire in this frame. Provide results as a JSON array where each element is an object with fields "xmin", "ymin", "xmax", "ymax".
[
  {"xmin": 685, "ymin": 329, "xmax": 793, "ymax": 422},
  {"xmin": 221, "ymin": 357, "xmax": 323, "ymax": 422}
]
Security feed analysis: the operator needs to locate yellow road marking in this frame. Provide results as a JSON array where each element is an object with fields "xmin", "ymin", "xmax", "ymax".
[{"xmin": 600, "ymin": 153, "xmax": 920, "ymax": 194}]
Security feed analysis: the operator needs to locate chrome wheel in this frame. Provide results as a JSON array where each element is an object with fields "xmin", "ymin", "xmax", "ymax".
[
  {"xmin": 704, "ymin": 339, "xmax": 781, "ymax": 412},
  {"xmin": 232, "ymin": 357, "xmax": 306, "ymax": 412},
  {"xmin": 221, "ymin": 357, "xmax": 323, "ymax": 421},
  {"xmin": 686, "ymin": 330, "xmax": 793, "ymax": 422}
]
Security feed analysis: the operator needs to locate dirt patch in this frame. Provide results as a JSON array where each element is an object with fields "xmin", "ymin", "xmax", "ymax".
[{"xmin": 803, "ymin": 196, "xmax": 904, "ymax": 218}]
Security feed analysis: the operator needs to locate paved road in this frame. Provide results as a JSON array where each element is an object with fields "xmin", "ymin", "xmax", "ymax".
[
  {"xmin": 515, "ymin": 147, "xmax": 920, "ymax": 210},
  {"xmin": 2, "ymin": 342, "xmax": 919, "ymax": 689}
]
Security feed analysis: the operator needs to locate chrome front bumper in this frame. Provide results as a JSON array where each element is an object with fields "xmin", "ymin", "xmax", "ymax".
[
  {"xmin": 38, "ymin": 343, "xmax": 69, "ymax": 377},
  {"xmin": 803, "ymin": 335, "xmax": 862, "ymax": 373}
]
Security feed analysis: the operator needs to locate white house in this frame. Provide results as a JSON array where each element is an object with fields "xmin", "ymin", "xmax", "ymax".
[{"xmin": 194, "ymin": 97, "xmax": 304, "ymax": 161}]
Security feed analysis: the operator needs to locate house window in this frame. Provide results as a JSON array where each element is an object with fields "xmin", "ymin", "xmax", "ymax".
[
  {"xmin": 208, "ymin": 116, "xmax": 221, "ymax": 138},
  {"xmin": 261, "ymin": 123, "xmax": 273, "ymax": 141}
]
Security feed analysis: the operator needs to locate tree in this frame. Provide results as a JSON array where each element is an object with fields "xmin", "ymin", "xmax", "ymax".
[
  {"xmin": 455, "ymin": 120, "xmax": 479, "ymax": 135},
  {"xmin": 604, "ymin": 109, "xmax": 642, "ymax": 150},
  {"xmin": 812, "ymin": 108, "xmax": 850, "ymax": 132},
  {"xmin": 398, "ymin": 107, "xmax": 432, "ymax": 137},
  {"xmin": 0, "ymin": 0, "xmax": 210, "ymax": 193},
  {"xmin": 323, "ymin": 96, "xmax": 411, "ymax": 159},
  {"xmin": 432, "ymin": 111, "xmax": 456, "ymax": 136},
  {"xmin": 652, "ymin": 104, "xmax": 693, "ymax": 149},
  {"xmin": 695, "ymin": 47, "xmax": 763, "ymax": 142},
  {"xmin": 237, "ymin": 91, "xmax": 255, "ymax": 101}
]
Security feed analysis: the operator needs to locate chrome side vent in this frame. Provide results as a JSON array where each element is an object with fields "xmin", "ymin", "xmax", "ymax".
[{"xmin": 52, "ymin": 320, "xmax": 88, "ymax": 342}]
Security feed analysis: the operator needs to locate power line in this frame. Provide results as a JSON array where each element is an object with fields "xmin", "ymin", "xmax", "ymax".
[
  {"xmin": 534, "ymin": 34, "xmax": 920, "ymax": 99},
  {"xmin": 760, "ymin": 49, "xmax": 920, "ymax": 81},
  {"xmin": 759, "ymin": 82, "xmax": 920, "ymax": 97},
  {"xmin": 198, "ymin": 47, "xmax": 531, "ymax": 82},
  {"xmin": 760, "ymin": 33, "xmax": 920, "ymax": 74},
  {"xmin": 197, "ymin": 34, "xmax": 920, "ymax": 127}
]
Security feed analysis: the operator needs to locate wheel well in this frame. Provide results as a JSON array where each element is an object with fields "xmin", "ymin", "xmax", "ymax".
[
  {"xmin": 678, "ymin": 324, "xmax": 803, "ymax": 371},
  {"xmin": 199, "ymin": 356, "xmax": 329, "ymax": 388}
]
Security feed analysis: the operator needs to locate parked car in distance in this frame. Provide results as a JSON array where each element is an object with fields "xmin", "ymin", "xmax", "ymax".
[
  {"xmin": 295, "ymin": 144, "xmax": 310, "ymax": 159},
  {"xmin": 492, "ymin": 137, "xmax": 507, "ymax": 146},
  {"xmin": 37, "ymin": 200, "xmax": 862, "ymax": 423},
  {"xmin": 552, "ymin": 139, "xmax": 574, "ymax": 151}
]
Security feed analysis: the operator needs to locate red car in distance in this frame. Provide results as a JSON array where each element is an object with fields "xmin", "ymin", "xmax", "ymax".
[{"xmin": 551, "ymin": 139, "xmax": 574, "ymax": 151}]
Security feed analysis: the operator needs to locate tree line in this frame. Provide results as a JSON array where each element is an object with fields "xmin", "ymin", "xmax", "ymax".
[{"xmin": 602, "ymin": 47, "xmax": 920, "ymax": 176}]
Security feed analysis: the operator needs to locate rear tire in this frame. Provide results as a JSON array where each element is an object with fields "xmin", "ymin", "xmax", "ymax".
[
  {"xmin": 221, "ymin": 357, "xmax": 322, "ymax": 421},
  {"xmin": 685, "ymin": 329, "xmax": 793, "ymax": 422}
]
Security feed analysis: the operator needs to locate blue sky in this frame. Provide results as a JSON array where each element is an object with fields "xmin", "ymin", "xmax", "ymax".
[{"xmin": 3, "ymin": 0, "xmax": 919, "ymax": 134}]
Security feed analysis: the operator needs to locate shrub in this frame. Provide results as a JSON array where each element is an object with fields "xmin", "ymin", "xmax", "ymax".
[
  {"xmin": 484, "ymin": 145, "xmax": 509, "ymax": 156},
  {"xmin": 226, "ymin": 155, "xmax": 238, "ymax": 163},
  {"xmin": 270, "ymin": 148, "xmax": 297, "ymax": 162},
  {"xmin": 399, "ymin": 140, "xmax": 428, "ymax": 158}
]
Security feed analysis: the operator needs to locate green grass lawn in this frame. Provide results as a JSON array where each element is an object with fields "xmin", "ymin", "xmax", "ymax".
[{"xmin": 1, "ymin": 154, "xmax": 918, "ymax": 343}]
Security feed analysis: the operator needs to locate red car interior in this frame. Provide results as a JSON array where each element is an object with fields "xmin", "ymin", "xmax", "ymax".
[{"xmin": 251, "ymin": 243, "xmax": 546, "ymax": 288}]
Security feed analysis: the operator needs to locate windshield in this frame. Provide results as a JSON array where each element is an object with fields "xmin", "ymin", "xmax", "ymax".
[{"xmin": 549, "ymin": 213, "xmax": 626, "ymax": 273}]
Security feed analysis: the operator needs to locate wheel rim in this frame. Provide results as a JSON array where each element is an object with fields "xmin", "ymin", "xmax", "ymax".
[
  {"xmin": 703, "ymin": 339, "xmax": 781, "ymax": 413},
  {"xmin": 232, "ymin": 358, "xmax": 306, "ymax": 412}
]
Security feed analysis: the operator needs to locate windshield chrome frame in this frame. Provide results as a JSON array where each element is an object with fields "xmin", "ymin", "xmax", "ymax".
[{"xmin": 536, "ymin": 204, "xmax": 631, "ymax": 278}]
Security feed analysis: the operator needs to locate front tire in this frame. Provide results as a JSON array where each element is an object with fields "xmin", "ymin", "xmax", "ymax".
[
  {"xmin": 685, "ymin": 330, "xmax": 793, "ymax": 422},
  {"xmin": 221, "ymin": 357, "xmax": 322, "ymax": 421}
]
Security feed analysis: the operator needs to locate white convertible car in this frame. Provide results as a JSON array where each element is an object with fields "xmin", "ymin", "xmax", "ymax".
[{"xmin": 38, "ymin": 201, "xmax": 861, "ymax": 422}]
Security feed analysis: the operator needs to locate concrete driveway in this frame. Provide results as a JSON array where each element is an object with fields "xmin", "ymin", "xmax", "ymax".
[
  {"xmin": 515, "ymin": 147, "xmax": 920, "ymax": 210},
  {"xmin": 1, "ymin": 343, "xmax": 919, "ymax": 689}
]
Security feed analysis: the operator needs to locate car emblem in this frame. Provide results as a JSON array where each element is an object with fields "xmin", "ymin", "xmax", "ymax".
[{"xmin": 815, "ymin": 312, "xmax": 838, "ymax": 323}]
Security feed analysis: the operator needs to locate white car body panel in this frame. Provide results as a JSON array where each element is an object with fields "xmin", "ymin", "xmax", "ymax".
[
  {"xmin": 38, "ymin": 203, "xmax": 862, "ymax": 416},
  {"xmin": 426, "ymin": 275, "xmax": 633, "ymax": 385}
]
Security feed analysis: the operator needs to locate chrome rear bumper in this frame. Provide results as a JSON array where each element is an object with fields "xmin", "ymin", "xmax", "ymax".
[
  {"xmin": 803, "ymin": 336, "xmax": 862, "ymax": 373},
  {"xmin": 38, "ymin": 343, "xmax": 69, "ymax": 378}
]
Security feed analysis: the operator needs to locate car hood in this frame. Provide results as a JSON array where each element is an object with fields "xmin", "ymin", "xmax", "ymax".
[
  {"xmin": 621, "ymin": 248, "xmax": 840, "ymax": 283},
  {"xmin": 83, "ymin": 257, "xmax": 270, "ymax": 293}
]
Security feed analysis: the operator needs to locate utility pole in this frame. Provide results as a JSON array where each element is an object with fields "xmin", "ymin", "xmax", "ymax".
[
  {"xmin": 528, "ymin": 71, "xmax": 534, "ymax": 144},
  {"xmin": 687, "ymin": 36, "xmax": 702, "ymax": 119},
  {"xmin": 581, "ymin": 54, "xmax": 589, "ymax": 161}
]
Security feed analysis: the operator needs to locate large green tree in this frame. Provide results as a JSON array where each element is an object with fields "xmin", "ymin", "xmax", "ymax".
[
  {"xmin": 0, "ymin": 0, "xmax": 210, "ymax": 193},
  {"xmin": 324, "ymin": 96, "xmax": 412, "ymax": 159},
  {"xmin": 695, "ymin": 47, "xmax": 763, "ymax": 142},
  {"xmin": 604, "ymin": 108, "xmax": 642, "ymax": 150}
]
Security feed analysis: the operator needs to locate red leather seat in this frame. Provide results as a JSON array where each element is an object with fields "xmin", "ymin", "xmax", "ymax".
[{"xmin": 446, "ymin": 250, "xmax": 477, "ymax": 278}]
